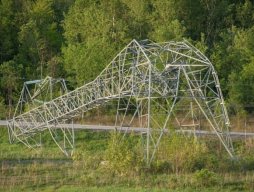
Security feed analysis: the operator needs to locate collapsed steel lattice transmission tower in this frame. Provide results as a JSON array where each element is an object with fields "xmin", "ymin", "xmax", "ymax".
[
  {"xmin": 8, "ymin": 39, "xmax": 234, "ymax": 164},
  {"xmin": 8, "ymin": 76, "xmax": 68, "ymax": 149}
]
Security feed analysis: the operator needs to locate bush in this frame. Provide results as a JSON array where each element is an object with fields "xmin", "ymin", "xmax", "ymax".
[
  {"xmin": 157, "ymin": 133, "xmax": 209, "ymax": 173},
  {"xmin": 194, "ymin": 168, "xmax": 220, "ymax": 187},
  {"xmin": 151, "ymin": 160, "xmax": 172, "ymax": 173},
  {"xmin": 105, "ymin": 132, "xmax": 143, "ymax": 175}
]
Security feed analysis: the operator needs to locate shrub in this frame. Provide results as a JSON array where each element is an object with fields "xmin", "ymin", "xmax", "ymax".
[
  {"xmin": 151, "ymin": 160, "xmax": 172, "ymax": 173},
  {"xmin": 194, "ymin": 168, "xmax": 220, "ymax": 187},
  {"xmin": 105, "ymin": 132, "xmax": 143, "ymax": 175},
  {"xmin": 157, "ymin": 133, "xmax": 209, "ymax": 173}
]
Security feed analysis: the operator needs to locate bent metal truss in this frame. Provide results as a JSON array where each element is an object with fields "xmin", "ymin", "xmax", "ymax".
[{"xmin": 8, "ymin": 39, "xmax": 234, "ymax": 164}]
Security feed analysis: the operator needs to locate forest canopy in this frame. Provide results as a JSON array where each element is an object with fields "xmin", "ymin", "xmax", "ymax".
[{"xmin": 0, "ymin": 0, "xmax": 254, "ymax": 117}]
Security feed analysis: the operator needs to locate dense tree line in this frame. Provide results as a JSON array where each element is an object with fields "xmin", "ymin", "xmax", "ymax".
[{"xmin": 0, "ymin": 0, "xmax": 254, "ymax": 117}]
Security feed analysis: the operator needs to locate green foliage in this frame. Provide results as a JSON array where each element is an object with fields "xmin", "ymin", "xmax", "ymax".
[
  {"xmin": 0, "ymin": 0, "xmax": 254, "ymax": 115},
  {"xmin": 17, "ymin": 0, "xmax": 63, "ymax": 79},
  {"xmin": 226, "ymin": 26, "xmax": 254, "ymax": 109},
  {"xmin": 211, "ymin": 24, "xmax": 254, "ymax": 111},
  {"xmin": 62, "ymin": 0, "xmax": 132, "ymax": 86},
  {"xmin": 157, "ymin": 133, "xmax": 209, "ymax": 173},
  {"xmin": 0, "ymin": 60, "xmax": 20, "ymax": 107},
  {"xmin": 0, "ymin": 0, "xmax": 20, "ymax": 63},
  {"xmin": 105, "ymin": 132, "xmax": 143, "ymax": 175},
  {"xmin": 194, "ymin": 169, "xmax": 220, "ymax": 187},
  {"xmin": 0, "ymin": 97, "xmax": 7, "ymax": 119},
  {"xmin": 62, "ymin": 39, "xmax": 116, "ymax": 86},
  {"xmin": 0, "ymin": 129, "xmax": 254, "ymax": 191},
  {"xmin": 149, "ymin": 19, "xmax": 186, "ymax": 41},
  {"xmin": 0, "ymin": 128, "xmax": 254, "ymax": 191},
  {"xmin": 235, "ymin": 0, "xmax": 254, "ymax": 28}
]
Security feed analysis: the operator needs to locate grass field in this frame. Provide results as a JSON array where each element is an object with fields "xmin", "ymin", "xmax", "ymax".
[{"xmin": 0, "ymin": 127, "xmax": 254, "ymax": 192}]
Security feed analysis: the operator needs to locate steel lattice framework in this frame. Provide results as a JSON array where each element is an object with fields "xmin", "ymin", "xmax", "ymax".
[
  {"xmin": 8, "ymin": 39, "xmax": 234, "ymax": 163},
  {"xmin": 8, "ymin": 76, "xmax": 68, "ymax": 149}
]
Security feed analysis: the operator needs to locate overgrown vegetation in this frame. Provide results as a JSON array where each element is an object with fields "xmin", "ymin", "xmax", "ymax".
[{"xmin": 1, "ymin": 127, "xmax": 254, "ymax": 191}]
